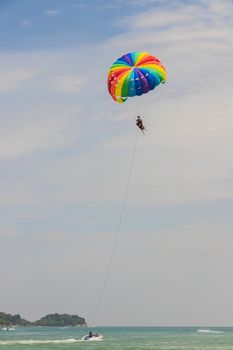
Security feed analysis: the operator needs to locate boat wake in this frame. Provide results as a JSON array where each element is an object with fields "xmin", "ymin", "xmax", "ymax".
[{"xmin": 0, "ymin": 339, "xmax": 79, "ymax": 345}]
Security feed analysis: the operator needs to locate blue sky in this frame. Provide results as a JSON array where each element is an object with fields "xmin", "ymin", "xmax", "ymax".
[
  {"xmin": 0, "ymin": 1, "xmax": 116, "ymax": 49},
  {"xmin": 1, "ymin": 0, "xmax": 233, "ymax": 326},
  {"xmin": 0, "ymin": 0, "xmax": 165, "ymax": 50}
]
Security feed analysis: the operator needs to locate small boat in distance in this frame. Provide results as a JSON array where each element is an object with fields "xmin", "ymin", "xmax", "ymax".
[{"xmin": 1, "ymin": 326, "xmax": 16, "ymax": 331}]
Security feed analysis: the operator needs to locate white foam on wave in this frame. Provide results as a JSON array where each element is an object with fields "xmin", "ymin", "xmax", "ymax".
[
  {"xmin": 80, "ymin": 338, "xmax": 103, "ymax": 342},
  {"xmin": 197, "ymin": 329, "xmax": 223, "ymax": 334},
  {"xmin": 0, "ymin": 338, "xmax": 78, "ymax": 345}
]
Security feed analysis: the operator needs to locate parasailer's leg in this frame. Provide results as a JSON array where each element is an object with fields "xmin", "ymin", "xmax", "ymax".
[
  {"xmin": 140, "ymin": 127, "xmax": 145, "ymax": 135},
  {"xmin": 136, "ymin": 122, "xmax": 145, "ymax": 134}
]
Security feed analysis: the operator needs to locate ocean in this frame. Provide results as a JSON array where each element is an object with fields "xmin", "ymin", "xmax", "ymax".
[{"xmin": 1, "ymin": 326, "xmax": 233, "ymax": 350}]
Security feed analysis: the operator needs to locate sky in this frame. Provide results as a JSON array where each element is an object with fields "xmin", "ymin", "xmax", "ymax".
[{"xmin": 0, "ymin": 0, "xmax": 233, "ymax": 327}]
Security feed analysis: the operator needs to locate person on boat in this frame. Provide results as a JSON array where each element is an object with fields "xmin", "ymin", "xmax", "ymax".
[
  {"xmin": 89, "ymin": 331, "xmax": 93, "ymax": 338},
  {"xmin": 136, "ymin": 116, "xmax": 145, "ymax": 134}
]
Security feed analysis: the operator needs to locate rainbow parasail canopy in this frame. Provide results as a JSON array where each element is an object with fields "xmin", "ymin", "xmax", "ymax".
[{"xmin": 107, "ymin": 51, "xmax": 166, "ymax": 103}]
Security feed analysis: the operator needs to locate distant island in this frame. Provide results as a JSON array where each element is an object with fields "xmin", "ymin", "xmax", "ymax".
[{"xmin": 0, "ymin": 312, "xmax": 87, "ymax": 327}]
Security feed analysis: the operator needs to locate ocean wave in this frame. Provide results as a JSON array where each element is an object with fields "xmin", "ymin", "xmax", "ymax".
[
  {"xmin": 197, "ymin": 329, "xmax": 223, "ymax": 334},
  {"xmin": 0, "ymin": 338, "xmax": 79, "ymax": 345}
]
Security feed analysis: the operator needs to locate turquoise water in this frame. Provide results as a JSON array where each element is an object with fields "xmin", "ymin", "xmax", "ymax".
[{"xmin": 1, "ymin": 327, "xmax": 233, "ymax": 350}]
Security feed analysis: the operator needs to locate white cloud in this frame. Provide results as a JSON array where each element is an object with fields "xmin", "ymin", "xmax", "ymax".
[
  {"xmin": 0, "ymin": 113, "xmax": 76, "ymax": 160},
  {"xmin": 101, "ymin": 0, "xmax": 167, "ymax": 9},
  {"xmin": 52, "ymin": 75, "xmax": 84, "ymax": 93},
  {"xmin": 0, "ymin": 69, "xmax": 38, "ymax": 94},
  {"xmin": 20, "ymin": 20, "xmax": 34, "ymax": 28},
  {"xmin": 0, "ymin": 0, "xmax": 232, "ymax": 206},
  {"xmin": 0, "ymin": 0, "xmax": 232, "ymax": 207},
  {"xmin": 44, "ymin": 9, "xmax": 61, "ymax": 17},
  {"xmin": 71, "ymin": 2, "xmax": 85, "ymax": 9}
]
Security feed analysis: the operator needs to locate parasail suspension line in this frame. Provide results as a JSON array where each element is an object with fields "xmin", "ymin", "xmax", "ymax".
[{"xmin": 91, "ymin": 128, "xmax": 139, "ymax": 326}]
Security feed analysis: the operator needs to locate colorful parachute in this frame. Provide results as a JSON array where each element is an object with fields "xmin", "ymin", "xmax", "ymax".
[{"xmin": 107, "ymin": 52, "xmax": 166, "ymax": 103}]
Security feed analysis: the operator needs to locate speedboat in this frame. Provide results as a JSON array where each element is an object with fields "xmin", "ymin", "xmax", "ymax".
[{"xmin": 82, "ymin": 333, "xmax": 103, "ymax": 341}]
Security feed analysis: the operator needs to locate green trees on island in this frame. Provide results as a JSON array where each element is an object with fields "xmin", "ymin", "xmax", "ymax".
[
  {"xmin": 0, "ymin": 312, "xmax": 31, "ymax": 327},
  {"xmin": 34, "ymin": 313, "xmax": 86, "ymax": 327},
  {"xmin": 0, "ymin": 312, "xmax": 86, "ymax": 327}
]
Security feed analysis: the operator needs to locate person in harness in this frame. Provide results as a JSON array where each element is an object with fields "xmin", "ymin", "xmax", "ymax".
[{"xmin": 136, "ymin": 116, "xmax": 145, "ymax": 134}]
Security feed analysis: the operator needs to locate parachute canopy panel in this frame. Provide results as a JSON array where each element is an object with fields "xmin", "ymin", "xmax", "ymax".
[{"xmin": 107, "ymin": 51, "xmax": 166, "ymax": 103}]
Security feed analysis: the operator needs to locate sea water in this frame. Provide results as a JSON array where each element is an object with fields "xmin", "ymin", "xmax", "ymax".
[{"xmin": 1, "ymin": 326, "xmax": 233, "ymax": 350}]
